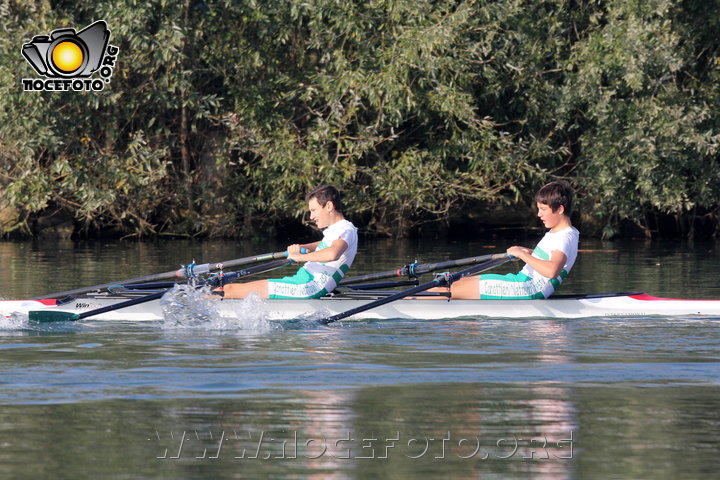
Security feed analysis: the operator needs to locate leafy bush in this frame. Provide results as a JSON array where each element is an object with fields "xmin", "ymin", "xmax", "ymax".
[{"xmin": 1, "ymin": 0, "xmax": 718, "ymax": 238}]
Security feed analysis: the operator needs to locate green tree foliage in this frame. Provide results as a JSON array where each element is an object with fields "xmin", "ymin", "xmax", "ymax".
[
  {"xmin": 563, "ymin": 0, "xmax": 720, "ymax": 237},
  {"xmin": 0, "ymin": 0, "xmax": 718, "ymax": 238}
]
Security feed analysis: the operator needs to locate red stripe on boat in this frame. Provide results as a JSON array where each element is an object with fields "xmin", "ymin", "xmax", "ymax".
[
  {"xmin": 630, "ymin": 293, "xmax": 716, "ymax": 302},
  {"xmin": 27, "ymin": 299, "xmax": 57, "ymax": 305}
]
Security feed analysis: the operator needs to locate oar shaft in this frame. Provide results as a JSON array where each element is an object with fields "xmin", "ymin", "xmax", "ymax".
[
  {"xmin": 320, "ymin": 283, "xmax": 440, "ymax": 325},
  {"xmin": 218, "ymin": 252, "xmax": 288, "ymax": 269},
  {"xmin": 206, "ymin": 248, "xmax": 306, "ymax": 286},
  {"xmin": 32, "ymin": 272, "xmax": 178, "ymax": 300},
  {"xmin": 207, "ymin": 258, "xmax": 293, "ymax": 286},
  {"xmin": 177, "ymin": 251, "xmax": 290, "ymax": 279},
  {"xmin": 29, "ymin": 252, "xmax": 303, "ymax": 322},
  {"xmin": 339, "ymin": 254, "xmax": 498, "ymax": 286},
  {"xmin": 319, "ymin": 254, "xmax": 512, "ymax": 324},
  {"xmin": 32, "ymin": 250, "xmax": 289, "ymax": 300}
]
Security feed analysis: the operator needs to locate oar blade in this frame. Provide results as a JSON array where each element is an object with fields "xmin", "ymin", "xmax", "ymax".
[{"xmin": 28, "ymin": 310, "xmax": 80, "ymax": 322}]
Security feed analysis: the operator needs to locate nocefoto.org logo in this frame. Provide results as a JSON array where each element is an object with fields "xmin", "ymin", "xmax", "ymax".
[{"xmin": 21, "ymin": 20, "xmax": 119, "ymax": 92}]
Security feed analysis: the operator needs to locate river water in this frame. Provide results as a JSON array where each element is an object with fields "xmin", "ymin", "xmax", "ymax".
[{"xmin": 0, "ymin": 237, "xmax": 718, "ymax": 479}]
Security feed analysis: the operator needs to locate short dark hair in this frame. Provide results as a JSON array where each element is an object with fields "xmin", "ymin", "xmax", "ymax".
[
  {"xmin": 306, "ymin": 185, "xmax": 344, "ymax": 213},
  {"xmin": 535, "ymin": 180, "xmax": 573, "ymax": 214}
]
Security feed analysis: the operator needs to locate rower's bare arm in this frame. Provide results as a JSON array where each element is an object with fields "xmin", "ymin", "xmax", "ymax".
[
  {"xmin": 288, "ymin": 238, "xmax": 347, "ymax": 263},
  {"xmin": 507, "ymin": 246, "xmax": 566, "ymax": 279}
]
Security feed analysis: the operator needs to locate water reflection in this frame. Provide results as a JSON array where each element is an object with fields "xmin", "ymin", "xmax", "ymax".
[
  {"xmin": 4, "ymin": 381, "xmax": 718, "ymax": 479},
  {"xmin": 133, "ymin": 383, "xmax": 575, "ymax": 479}
]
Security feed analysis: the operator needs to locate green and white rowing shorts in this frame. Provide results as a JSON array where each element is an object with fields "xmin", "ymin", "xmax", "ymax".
[
  {"xmin": 268, "ymin": 267, "xmax": 334, "ymax": 299},
  {"xmin": 478, "ymin": 272, "xmax": 556, "ymax": 300}
]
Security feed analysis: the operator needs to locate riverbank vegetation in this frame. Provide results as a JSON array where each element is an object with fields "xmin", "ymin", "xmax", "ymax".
[{"xmin": 1, "ymin": 0, "xmax": 718, "ymax": 239}]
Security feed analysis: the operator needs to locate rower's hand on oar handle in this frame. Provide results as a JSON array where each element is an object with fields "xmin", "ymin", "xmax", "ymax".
[
  {"xmin": 286, "ymin": 247, "xmax": 308, "ymax": 262},
  {"xmin": 506, "ymin": 246, "xmax": 531, "ymax": 261}
]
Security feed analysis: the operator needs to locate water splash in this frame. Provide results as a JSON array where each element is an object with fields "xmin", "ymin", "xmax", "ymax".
[
  {"xmin": 159, "ymin": 284, "xmax": 276, "ymax": 332},
  {"xmin": 0, "ymin": 312, "xmax": 29, "ymax": 330},
  {"xmin": 283, "ymin": 307, "xmax": 341, "ymax": 329}
]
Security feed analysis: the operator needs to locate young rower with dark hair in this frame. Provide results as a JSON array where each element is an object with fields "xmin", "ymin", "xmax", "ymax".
[
  {"xmin": 440, "ymin": 180, "xmax": 579, "ymax": 299},
  {"xmin": 220, "ymin": 185, "xmax": 358, "ymax": 299}
]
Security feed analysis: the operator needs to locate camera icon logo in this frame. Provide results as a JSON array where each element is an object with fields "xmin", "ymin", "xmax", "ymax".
[
  {"xmin": 23, "ymin": 20, "xmax": 109, "ymax": 77},
  {"xmin": 21, "ymin": 20, "xmax": 119, "ymax": 92}
]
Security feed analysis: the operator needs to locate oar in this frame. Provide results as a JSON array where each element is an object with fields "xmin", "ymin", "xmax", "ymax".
[
  {"xmin": 318, "ymin": 254, "xmax": 513, "ymax": 325},
  {"xmin": 338, "ymin": 253, "xmax": 499, "ymax": 286},
  {"xmin": 32, "ymin": 250, "xmax": 290, "ymax": 300},
  {"xmin": 29, "ymin": 252, "xmax": 306, "ymax": 322},
  {"xmin": 205, "ymin": 248, "xmax": 307, "ymax": 288},
  {"xmin": 205, "ymin": 258, "xmax": 296, "ymax": 287}
]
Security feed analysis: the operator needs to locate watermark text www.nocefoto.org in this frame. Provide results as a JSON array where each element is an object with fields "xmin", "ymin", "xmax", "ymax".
[{"xmin": 148, "ymin": 430, "xmax": 574, "ymax": 461}]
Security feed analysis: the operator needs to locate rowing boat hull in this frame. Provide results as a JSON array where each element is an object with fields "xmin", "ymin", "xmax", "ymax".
[{"xmin": 3, "ymin": 293, "xmax": 720, "ymax": 322}]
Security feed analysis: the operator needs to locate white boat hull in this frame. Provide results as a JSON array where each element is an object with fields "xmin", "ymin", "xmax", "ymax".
[{"xmin": 3, "ymin": 293, "xmax": 720, "ymax": 322}]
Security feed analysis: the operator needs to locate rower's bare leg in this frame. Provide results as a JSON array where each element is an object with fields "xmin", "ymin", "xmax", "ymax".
[
  {"xmin": 426, "ymin": 275, "xmax": 480, "ymax": 299},
  {"xmin": 218, "ymin": 279, "xmax": 269, "ymax": 299},
  {"xmin": 448, "ymin": 275, "xmax": 480, "ymax": 299}
]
